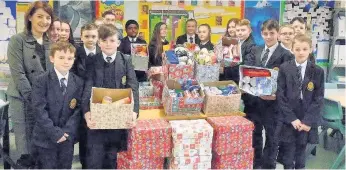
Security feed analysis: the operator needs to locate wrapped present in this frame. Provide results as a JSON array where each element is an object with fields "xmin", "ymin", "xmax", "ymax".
[
  {"xmin": 127, "ymin": 119, "xmax": 172, "ymax": 158},
  {"xmin": 239, "ymin": 65, "xmax": 278, "ymax": 96},
  {"xmin": 131, "ymin": 43, "xmax": 149, "ymax": 71},
  {"xmin": 170, "ymin": 161, "xmax": 211, "ymax": 170},
  {"xmin": 152, "ymin": 80, "xmax": 164, "ymax": 100},
  {"xmin": 163, "ymin": 50, "xmax": 194, "ymax": 81},
  {"xmin": 207, "ymin": 116, "xmax": 254, "ymax": 155},
  {"xmin": 195, "ymin": 63, "xmax": 220, "ymax": 83},
  {"xmin": 162, "ymin": 80, "xmax": 205, "ymax": 116},
  {"xmin": 172, "ymin": 138, "xmax": 213, "ymax": 157},
  {"xmin": 90, "ymin": 88, "xmax": 133, "ymax": 129},
  {"xmin": 117, "ymin": 151, "xmax": 164, "ymax": 169},
  {"xmin": 170, "ymin": 119, "xmax": 213, "ymax": 140},
  {"xmin": 212, "ymin": 148, "xmax": 254, "ymax": 169},
  {"xmin": 139, "ymin": 82, "xmax": 162, "ymax": 109},
  {"xmin": 201, "ymin": 81, "xmax": 241, "ymax": 115},
  {"xmin": 170, "ymin": 155, "xmax": 212, "ymax": 166}
]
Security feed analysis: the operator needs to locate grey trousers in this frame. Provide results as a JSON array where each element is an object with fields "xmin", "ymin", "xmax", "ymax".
[{"xmin": 8, "ymin": 96, "xmax": 35, "ymax": 155}]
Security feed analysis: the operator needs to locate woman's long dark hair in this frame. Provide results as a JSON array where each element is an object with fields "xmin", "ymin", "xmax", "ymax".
[
  {"xmin": 224, "ymin": 18, "xmax": 240, "ymax": 37},
  {"xmin": 24, "ymin": 1, "xmax": 54, "ymax": 36},
  {"xmin": 60, "ymin": 20, "xmax": 75, "ymax": 45},
  {"xmin": 151, "ymin": 22, "xmax": 167, "ymax": 58}
]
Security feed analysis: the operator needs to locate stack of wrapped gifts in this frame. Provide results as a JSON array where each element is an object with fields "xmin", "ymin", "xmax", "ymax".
[
  {"xmin": 207, "ymin": 116, "xmax": 254, "ymax": 169},
  {"xmin": 169, "ymin": 119, "xmax": 213, "ymax": 169},
  {"xmin": 138, "ymin": 81, "xmax": 163, "ymax": 110},
  {"xmin": 117, "ymin": 119, "xmax": 172, "ymax": 169}
]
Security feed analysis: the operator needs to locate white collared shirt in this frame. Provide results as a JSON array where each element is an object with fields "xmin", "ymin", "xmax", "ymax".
[
  {"xmin": 102, "ymin": 52, "xmax": 117, "ymax": 63},
  {"xmin": 129, "ymin": 37, "xmax": 137, "ymax": 43},
  {"xmin": 280, "ymin": 43, "xmax": 292, "ymax": 53},
  {"xmin": 295, "ymin": 59, "xmax": 308, "ymax": 99},
  {"xmin": 262, "ymin": 42, "xmax": 279, "ymax": 66},
  {"xmin": 84, "ymin": 45, "xmax": 96, "ymax": 56},
  {"xmin": 54, "ymin": 68, "xmax": 69, "ymax": 87},
  {"xmin": 186, "ymin": 34, "xmax": 195, "ymax": 43}
]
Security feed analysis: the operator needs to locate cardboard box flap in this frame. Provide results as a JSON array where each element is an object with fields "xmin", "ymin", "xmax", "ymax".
[
  {"xmin": 91, "ymin": 87, "xmax": 132, "ymax": 103},
  {"xmin": 202, "ymin": 80, "xmax": 241, "ymax": 94}
]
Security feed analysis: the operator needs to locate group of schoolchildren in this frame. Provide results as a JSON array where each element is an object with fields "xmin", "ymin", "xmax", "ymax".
[{"xmin": 8, "ymin": 2, "xmax": 324, "ymax": 169}]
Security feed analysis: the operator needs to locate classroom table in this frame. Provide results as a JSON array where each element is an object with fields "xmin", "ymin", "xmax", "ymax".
[
  {"xmin": 138, "ymin": 109, "xmax": 246, "ymax": 120},
  {"xmin": 325, "ymin": 89, "xmax": 346, "ymax": 107}
]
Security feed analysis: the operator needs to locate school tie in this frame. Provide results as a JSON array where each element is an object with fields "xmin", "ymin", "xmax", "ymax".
[
  {"xmin": 106, "ymin": 56, "xmax": 112, "ymax": 63},
  {"xmin": 88, "ymin": 52, "xmax": 94, "ymax": 58},
  {"xmin": 189, "ymin": 37, "xmax": 193, "ymax": 43},
  {"xmin": 60, "ymin": 78, "xmax": 67, "ymax": 95},
  {"xmin": 261, "ymin": 48, "xmax": 270, "ymax": 67},
  {"xmin": 297, "ymin": 65, "xmax": 303, "ymax": 96}
]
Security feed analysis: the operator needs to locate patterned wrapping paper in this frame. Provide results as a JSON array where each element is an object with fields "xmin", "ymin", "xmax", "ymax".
[
  {"xmin": 131, "ymin": 43, "xmax": 149, "ymax": 71},
  {"xmin": 117, "ymin": 151, "xmax": 165, "ymax": 169},
  {"xmin": 127, "ymin": 119, "xmax": 172, "ymax": 158},
  {"xmin": 172, "ymin": 138, "xmax": 213, "ymax": 157},
  {"xmin": 152, "ymin": 80, "xmax": 164, "ymax": 100},
  {"xmin": 195, "ymin": 63, "xmax": 220, "ymax": 83},
  {"xmin": 169, "ymin": 120, "xmax": 213, "ymax": 140},
  {"xmin": 207, "ymin": 116, "xmax": 254, "ymax": 155},
  {"xmin": 170, "ymin": 161, "xmax": 211, "ymax": 170},
  {"xmin": 139, "ymin": 96, "xmax": 162, "ymax": 110},
  {"xmin": 170, "ymin": 155, "xmax": 212, "ymax": 166},
  {"xmin": 212, "ymin": 148, "xmax": 254, "ymax": 169},
  {"xmin": 139, "ymin": 84, "xmax": 154, "ymax": 97},
  {"xmin": 162, "ymin": 82, "xmax": 204, "ymax": 116},
  {"xmin": 163, "ymin": 56, "xmax": 195, "ymax": 81}
]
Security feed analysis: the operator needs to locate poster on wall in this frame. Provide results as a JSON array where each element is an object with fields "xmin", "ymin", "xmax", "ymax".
[
  {"xmin": 245, "ymin": 0, "xmax": 281, "ymax": 46},
  {"xmin": 95, "ymin": 0, "xmax": 125, "ymax": 36},
  {"xmin": 138, "ymin": 0, "xmax": 243, "ymax": 44},
  {"xmin": 149, "ymin": 10, "xmax": 192, "ymax": 43},
  {"xmin": 54, "ymin": 1, "xmax": 95, "ymax": 41}
]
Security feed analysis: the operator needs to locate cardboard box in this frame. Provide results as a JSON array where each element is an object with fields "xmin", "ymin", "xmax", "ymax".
[
  {"xmin": 127, "ymin": 119, "xmax": 171, "ymax": 158},
  {"xmin": 207, "ymin": 116, "xmax": 254, "ymax": 155},
  {"xmin": 239, "ymin": 65, "xmax": 278, "ymax": 96},
  {"xmin": 212, "ymin": 148, "xmax": 254, "ymax": 169},
  {"xmin": 169, "ymin": 161, "xmax": 211, "ymax": 169},
  {"xmin": 172, "ymin": 138, "xmax": 213, "ymax": 157},
  {"xmin": 162, "ymin": 80, "xmax": 205, "ymax": 116},
  {"xmin": 194, "ymin": 63, "xmax": 220, "ymax": 83},
  {"xmin": 201, "ymin": 81, "xmax": 241, "ymax": 115},
  {"xmin": 131, "ymin": 43, "xmax": 149, "ymax": 71},
  {"xmin": 163, "ymin": 53, "xmax": 194, "ymax": 81},
  {"xmin": 139, "ymin": 82, "xmax": 162, "ymax": 110},
  {"xmin": 152, "ymin": 80, "xmax": 164, "ymax": 100},
  {"xmin": 90, "ymin": 88, "xmax": 133, "ymax": 129},
  {"xmin": 170, "ymin": 155, "xmax": 212, "ymax": 166},
  {"xmin": 117, "ymin": 151, "xmax": 164, "ymax": 169},
  {"xmin": 170, "ymin": 119, "xmax": 213, "ymax": 140}
]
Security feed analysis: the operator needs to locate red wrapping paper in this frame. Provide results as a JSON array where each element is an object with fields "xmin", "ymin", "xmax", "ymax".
[
  {"xmin": 152, "ymin": 80, "xmax": 164, "ymax": 100},
  {"xmin": 207, "ymin": 116, "xmax": 254, "ymax": 155},
  {"xmin": 117, "ymin": 151, "xmax": 164, "ymax": 169},
  {"xmin": 212, "ymin": 148, "xmax": 254, "ymax": 169},
  {"xmin": 127, "ymin": 119, "xmax": 172, "ymax": 158}
]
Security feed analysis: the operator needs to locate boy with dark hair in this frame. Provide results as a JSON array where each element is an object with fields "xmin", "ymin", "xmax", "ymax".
[
  {"xmin": 245, "ymin": 19, "xmax": 294, "ymax": 169},
  {"xmin": 276, "ymin": 35, "xmax": 324, "ymax": 169},
  {"xmin": 31, "ymin": 41, "xmax": 83, "ymax": 169},
  {"xmin": 119, "ymin": 20, "xmax": 147, "ymax": 82},
  {"xmin": 82, "ymin": 24, "xmax": 139, "ymax": 169}
]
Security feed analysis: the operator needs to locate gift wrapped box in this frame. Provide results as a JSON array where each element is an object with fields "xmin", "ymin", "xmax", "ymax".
[
  {"xmin": 239, "ymin": 65, "xmax": 278, "ymax": 96},
  {"xmin": 170, "ymin": 119, "xmax": 213, "ymax": 141},
  {"xmin": 212, "ymin": 148, "xmax": 254, "ymax": 169},
  {"xmin": 139, "ymin": 82, "xmax": 162, "ymax": 110},
  {"xmin": 169, "ymin": 155, "xmax": 212, "ymax": 169},
  {"xmin": 152, "ymin": 80, "xmax": 164, "ymax": 100},
  {"xmin": 131, "ymin": 43, "xmax": 149, "ymax": 71},
  {"xmin": 172, "ymin": 138, "xmax": 213, "ymax": 157},
  {"xmin": 163, "ymin": 51, "xmax": 194, "ymax": 81},
  {"xmin": 90, "ymin": 88, "xmax": 133, "ymax": 129},
  {"xmin": 194, "ymin": 63, "xmax": 220, "ymax": 83},
  {"xmin": 127, "ymin": 119, "xmax": 172, "ymax": 158},
  {"xmin": 170, "ymin": 161, "xmax": 211, "ymax": 170},
  {"xmin": 207, "ymin": 116, "xmax": 254, "ymax": 155},
  {"xmin": 162, "ymin": 80, "xmax": 204, "ymax": 116},
  {"xmin": 201, "ymin": 81, "xmax": 241, "ymax": 115},
  {"xmin": 117, "ymin": 151, "xmax": 164, "ymax": 169}
]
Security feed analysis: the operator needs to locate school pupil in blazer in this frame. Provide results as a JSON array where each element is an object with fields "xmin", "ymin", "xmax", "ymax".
[
  {"xmin": 32, "ymin": 42, "xmax": 83, "ymax": 169},
  {"xmin": 197, "ymin": 24, "xmax": 214, "ymax": 51},
  {"xmin": 176, "ymin": 19, "xmax": 200, "ymax": 45},
  {"xmin": 276, "ymin": 35, "xmax": 324, "ymax": 169},
  {"xmin": 81, "ymin": 24, "xmax": 139, "ymax": 169},
  {"xmin": 119, "ymin": 20, "xmax": 148, "ymax": 82},
  {"xmin": 148, "ymin": 22, "xmax": 169, "ymax": 67},
  {"xmin": 6, "ymin": 2, "xmax": 54, "ymax": 168},
  {"xmin": 243, "ymin": 19, "xmax": 294, "ymax": 169}
]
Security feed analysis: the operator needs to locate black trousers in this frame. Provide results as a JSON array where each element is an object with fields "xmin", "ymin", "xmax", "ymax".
[
  {"xmin": 246, "ymin": 112, "xmax": 278, "ymax": 169},
  {"xmin": 79, "ymin": 120, "xmax": 88, "ymax": 169},
  {"xmin": 281, "ymin": 142, "xmax": 307, "ymax": 169},
  {"xmin": 36, "ymin": 141, "xmax": 74, "ymax": 169},
  {"xmin": 224, "ymin": 65, "xmax": 240, "ymax": 84}
]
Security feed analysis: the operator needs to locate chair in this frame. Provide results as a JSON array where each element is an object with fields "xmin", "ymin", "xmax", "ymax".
[
  {"xmin": 325, "ymin": 83, "xmax": 338, "ymax": 89},
  {"xmin": 321, "ymin": 98, "xmax": 345, "ymax": 169}
]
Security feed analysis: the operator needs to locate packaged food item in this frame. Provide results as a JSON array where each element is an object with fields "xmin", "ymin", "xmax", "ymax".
[{"xmin": 102, "ymin": 96, "xmax": 112, "ymax": 104}]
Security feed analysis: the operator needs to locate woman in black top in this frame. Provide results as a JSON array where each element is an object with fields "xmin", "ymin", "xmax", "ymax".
[
  {"xmin": 148, "ymin": 22, "xmax": 169, "ymax": 67},
  {"xmin": 197, "ymin": 24, "xmax": 214, "ymax": 51},
  {"xmin": 7, "ymin": 1, "xmax": 54, "ymax": 168}
]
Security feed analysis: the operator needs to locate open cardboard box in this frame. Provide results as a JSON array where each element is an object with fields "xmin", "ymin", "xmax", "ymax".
[
  {"xmin": 90, "ymin": 87, "xmax": 134, "ymax": 129},
  {"xmin": 201, "ymin": 81, "xmax": 241, "ymax": 115},
  {"xmin": 162, "ymin": 80, "xmax": 204, "ymax": 116}
]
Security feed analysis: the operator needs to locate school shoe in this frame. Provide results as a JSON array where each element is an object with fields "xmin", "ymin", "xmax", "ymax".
[{"xmin": 16, "ymin": 154, "xmax": 35, "ymax": 169}]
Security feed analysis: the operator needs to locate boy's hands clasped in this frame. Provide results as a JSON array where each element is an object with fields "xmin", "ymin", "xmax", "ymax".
[{"xmin": 291, "ymin": 119, "xmax": 311, "ymax": 132}]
